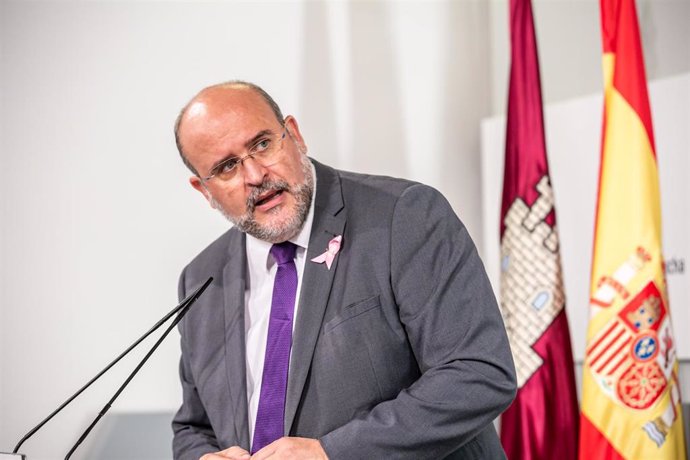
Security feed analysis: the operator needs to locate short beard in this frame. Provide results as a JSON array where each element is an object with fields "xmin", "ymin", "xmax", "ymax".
[{"xmin": 211, "ymin": 156, "xmax": 314, "ymax": 243}]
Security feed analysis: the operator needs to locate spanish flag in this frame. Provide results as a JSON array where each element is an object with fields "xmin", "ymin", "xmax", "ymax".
[{"xmin": 579, "ymin": 1, "xmax": 686, "ymax": 458}]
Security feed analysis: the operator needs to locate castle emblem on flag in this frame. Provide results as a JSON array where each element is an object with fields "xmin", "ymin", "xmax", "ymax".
[{"xmin": 500, "ymin": 176, "xmax": 564, "ymax": 388}]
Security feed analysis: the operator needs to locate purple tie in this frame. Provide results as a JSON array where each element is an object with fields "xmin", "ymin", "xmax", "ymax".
[{"xmin": 252, "ymin": 242, "xmax": 298, "ymax": 453}]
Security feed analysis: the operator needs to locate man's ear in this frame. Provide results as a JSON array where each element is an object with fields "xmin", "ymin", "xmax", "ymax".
[
  {"xmin": 189, "ymin": 176, "xmax": 216, "ymax": 209},
  {"xmin": 284, "ymin": 115, "xmax": 308, "ymax": 154}
]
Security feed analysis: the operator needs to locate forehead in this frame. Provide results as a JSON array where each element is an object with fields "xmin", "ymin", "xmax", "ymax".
[
  {"xmin": 190, "ymin": 87, "xmax": 277, "ymax": 131},
  {"xmin": 179, "ymin": 87, "xmax": 280, "ymax": 156}
]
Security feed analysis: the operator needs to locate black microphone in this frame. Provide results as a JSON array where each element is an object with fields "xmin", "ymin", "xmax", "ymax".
[{"xmin": 4, "ymin": 276, "xmax": 213, "ymax": 458}]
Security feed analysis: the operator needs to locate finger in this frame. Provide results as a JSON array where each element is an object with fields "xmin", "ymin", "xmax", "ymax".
[
  {"xmin": 220, "ymin": 446, "xmax": 251, "ymax": 459},
  {"xmin": 249, "ymin": 449, "xmax": 275, "ymax": 459},
  {"xmin": 250, "ymin": 443, "xmax": 278, "ymax": 460},
  {"xmin": 200, "ymin": 446, "xmax": 251, "ymax": 460}
]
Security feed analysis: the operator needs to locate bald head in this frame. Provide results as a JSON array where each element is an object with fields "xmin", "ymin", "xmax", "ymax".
[{"xmin": 174, "ymin": 81, "xmax": 285, "ymax": 175}]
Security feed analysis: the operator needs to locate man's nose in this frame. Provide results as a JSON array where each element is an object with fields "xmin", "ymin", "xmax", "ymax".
[{"xmin": 241, "ymin": 156, "xmax": 268, "ymax": 185}]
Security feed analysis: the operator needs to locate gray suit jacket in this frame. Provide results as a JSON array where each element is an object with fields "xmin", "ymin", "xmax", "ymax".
[{"xmin": 173, "ymin": 160, "xmax": 516, "ymax": 459}]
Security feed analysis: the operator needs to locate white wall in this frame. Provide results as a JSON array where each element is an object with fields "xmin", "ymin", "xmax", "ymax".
[
  {"xmin": 1, "ymin": 1, "xmax": 688, "ymax": 459},
  {"xmin": 488, "ymin": 0, "xmax": 690, "ymax": 114}
]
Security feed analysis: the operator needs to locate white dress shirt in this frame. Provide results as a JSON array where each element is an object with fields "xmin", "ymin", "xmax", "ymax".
[{"xmin": 244, "ymin": 172, "xmax": 316, "ymax": 447}]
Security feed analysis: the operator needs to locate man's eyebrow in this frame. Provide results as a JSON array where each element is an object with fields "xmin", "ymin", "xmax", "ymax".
[
  {"xmin": 208, "ymin": 129, "xmax": 274, "ymax": 172},
  {"xmin": 244, "ymin": 129, "xmax": 273, "ymax": 149}
]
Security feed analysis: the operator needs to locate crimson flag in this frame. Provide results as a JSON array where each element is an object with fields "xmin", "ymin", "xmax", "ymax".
[{"xmin": 499, "ymin": 0, "xmax": 580, "ymax": 459}]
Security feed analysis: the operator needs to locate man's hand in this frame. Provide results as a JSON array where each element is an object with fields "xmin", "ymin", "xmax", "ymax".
[
  {"xmin": 200, "ymin": 446, "xmax": 251, "ymax": 460},
  {"xmin": 251, "ymin": 437, "xmax": 328, "ymax": 460}
]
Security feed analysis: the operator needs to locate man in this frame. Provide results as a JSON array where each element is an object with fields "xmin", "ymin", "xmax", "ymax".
[{"xmin": 172, "ymin": 81, "xmax": 516, "ymax": 460}]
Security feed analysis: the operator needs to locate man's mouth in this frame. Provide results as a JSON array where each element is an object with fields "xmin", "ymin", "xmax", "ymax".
[{"xmin": 253, "ymin": 189, "xmax": 285, "ymax": 209}]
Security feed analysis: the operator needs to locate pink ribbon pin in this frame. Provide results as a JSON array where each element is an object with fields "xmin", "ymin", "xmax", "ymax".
[{"xmin": 311, "ymin": 235, "xmax": 342, "ymax": 270}]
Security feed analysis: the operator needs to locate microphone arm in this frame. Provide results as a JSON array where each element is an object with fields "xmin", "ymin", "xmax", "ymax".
[
  {"xmin": 63, "ymin": 279, "xmax": 208, "ymax": 459},
  {"xmin": 11, "ymin": 276, "xmax": 213, "ymax": 455}
]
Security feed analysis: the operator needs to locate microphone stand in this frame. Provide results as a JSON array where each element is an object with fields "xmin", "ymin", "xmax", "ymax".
[
  {"xmin": 7, "ymin": 276, "xmax": 213, "ymax": 457},
  {"xmin": 63, "ymin": 289, "xmax": 200, "ymax": 459}
]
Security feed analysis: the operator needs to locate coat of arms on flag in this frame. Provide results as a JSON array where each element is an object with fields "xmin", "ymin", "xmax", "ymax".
[{"xmin": 585, "ymin": 247, "xmax": 682, "ymax": 447}]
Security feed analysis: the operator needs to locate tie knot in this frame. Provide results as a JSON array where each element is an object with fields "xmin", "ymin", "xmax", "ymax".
[{"xmin": 270, "ymin": 241, "xmax": 297, "ymax": 265}]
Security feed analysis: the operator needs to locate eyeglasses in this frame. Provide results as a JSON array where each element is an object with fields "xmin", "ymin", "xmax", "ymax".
[{"xmin": 200, "ymin": 128, "xmax": 288, "ymax": 182}]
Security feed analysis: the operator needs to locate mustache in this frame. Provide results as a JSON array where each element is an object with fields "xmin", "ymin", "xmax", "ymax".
[{"xmin": 246, "ymin": 180, "xmax": 290, "ymax": 212}]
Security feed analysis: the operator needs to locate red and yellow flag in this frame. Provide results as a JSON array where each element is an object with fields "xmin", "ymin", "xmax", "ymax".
[
  {"xmin": 499, "ymin": 0, "xmax": 579, "ymax": 458},
  {"xmin": 579, "ymin": 1, "xmax": 686, "ymax": 458}
]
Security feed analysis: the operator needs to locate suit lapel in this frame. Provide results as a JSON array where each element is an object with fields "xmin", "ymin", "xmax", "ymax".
[
  {"xmin": 285, "ymin": 161, "xmax": 346, "ymax": 433},
  {"xmin": 222, "ymin": 230, "xmax": 251, "ymax": 448}
]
